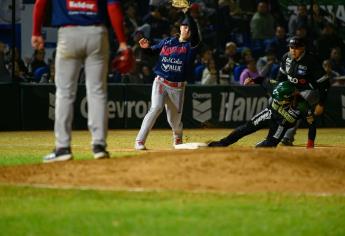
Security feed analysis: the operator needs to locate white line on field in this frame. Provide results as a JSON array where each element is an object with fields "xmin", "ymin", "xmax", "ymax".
[{"xmin": 1, "ymin": 183, "xmax": 344, "ymax": 197}]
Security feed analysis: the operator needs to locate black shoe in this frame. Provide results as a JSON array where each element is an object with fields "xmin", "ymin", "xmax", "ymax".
[
  {"xmin": 93, "ymin": 144, "xmax": 110, "ymax": 159},
  {"xmin": 208, "ymin": 141, "xmax": 228, "ymax": 147},
  {"xmin": 281, "ymin": 138, "xmax": 294, "ymax": 146},
  {"xmin": 43, "ymin": 147, "xmax": 73, "ymax": 163}
]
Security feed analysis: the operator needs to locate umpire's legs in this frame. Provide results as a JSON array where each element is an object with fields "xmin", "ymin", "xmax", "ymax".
[
  {"xmin": 54, "ymin": 27, "xmax": 82, "ymax": 148},
  {"xmin": 84, "ymin": 26, "xmax": 109, "ymax": 147}
]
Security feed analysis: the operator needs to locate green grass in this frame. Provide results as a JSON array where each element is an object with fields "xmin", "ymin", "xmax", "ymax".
[
  {"xmin": 0, "ymin": 128, "xmax": 344, "ymax": 166},
  {"xmin": 1, "ymin": 129, "xmax": 345, "ymax": 235},
  {"xmin": 1, "ymin": 185, "xmax": 345, "ymax": 236}
]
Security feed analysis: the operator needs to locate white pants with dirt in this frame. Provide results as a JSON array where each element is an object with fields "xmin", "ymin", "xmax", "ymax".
[
  {"xmin": 136, "ymin": 76, "xmax": 185, "ymax": 145},
  {"xmin": 54, "ymin": 25, "xmax": 109, "ymax": 148}
]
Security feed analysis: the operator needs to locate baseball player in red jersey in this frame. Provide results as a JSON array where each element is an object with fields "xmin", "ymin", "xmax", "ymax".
[{"xmin": 32, "ymin": 0, "xmax": 129, "ymax": 163}]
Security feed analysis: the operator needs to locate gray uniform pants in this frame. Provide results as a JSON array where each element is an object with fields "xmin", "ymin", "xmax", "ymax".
[
  {"xmin": 136, "ymin": 76, "xmax": 185, "ymax": 143},
  {"xmin": 54, "ymin": 26, "xmax": 109, "ymax": 148},
  {"xmin": 283, "ymin": 89, "xmax": 319, "ymax": 141}
]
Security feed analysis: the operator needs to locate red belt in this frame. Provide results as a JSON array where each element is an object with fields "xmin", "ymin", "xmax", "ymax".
[{"xmin": 156, "ymin": 76, "xmax": 185, "ymax": 88}]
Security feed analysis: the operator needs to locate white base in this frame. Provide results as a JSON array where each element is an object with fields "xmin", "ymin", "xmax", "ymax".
[{"xmin": 174, "ymin": 142, "xmax": 208, "ymax": 150}]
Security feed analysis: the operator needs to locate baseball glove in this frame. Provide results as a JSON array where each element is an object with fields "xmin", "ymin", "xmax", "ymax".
[
  {"xmin": 111, "ymin": 48, "xmax": 135, "ymax": 74},
  {"xmin": 171, "ymin": 0, "xmax": 190, "ymax": 9}
]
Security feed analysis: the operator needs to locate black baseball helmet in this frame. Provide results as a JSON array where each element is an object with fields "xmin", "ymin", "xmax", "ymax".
[{"xmin": 288, "ymin": 36, "xmax": 305, "ymax": 48}]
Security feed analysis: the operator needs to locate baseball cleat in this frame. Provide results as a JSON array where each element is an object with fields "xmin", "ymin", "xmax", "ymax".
[
  {"xmin": 43, "ymin": 147, "xmax": 73, "ymax": 163},
  {"xmin": 306, "ymin": 139, "xmax": 314, "ymax": 149},
  {"xmin": 135, "ymin": 141, "xmax": 146, "ymax": 150},
  {"xmin": 173, "ymin": 136, "xmax": 183, "ymax": 146},
  {"xmin": 93, "ymin": 144, "xmax": 110, "ymax": 159},
  {"xmin": 281, "ymin": 137, "xmax": 294, "ymax": 146}
]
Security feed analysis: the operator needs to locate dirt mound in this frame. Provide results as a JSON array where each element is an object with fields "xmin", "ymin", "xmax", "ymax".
[{"xmin": 1, "ymin": 147, "xmax": 345, "ymax": 194}]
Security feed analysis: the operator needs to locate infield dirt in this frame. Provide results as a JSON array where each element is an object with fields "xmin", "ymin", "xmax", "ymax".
[{"xmin": 1, "ymin": 147, "xmax": 345, "ymax": 194}]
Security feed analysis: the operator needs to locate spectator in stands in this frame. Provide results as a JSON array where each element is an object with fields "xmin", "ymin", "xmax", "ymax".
[
  {"xmin": 219, "ymin": 41, "xmax": 240, "ymax": 66},
  {"xmin": 250, "ymin": 1, "xmax": 275, "ymax": 47},
  {"xmin": 194, "ymin": 48, "xmax": 214, "ymax": 84},
  {"xmin": 316, "ymin": 22, "xmax": 345, "ymax": 62},
  {"xmin": 142, "ymin": 6, "xmax": 170, "ymax": 40},
  {"xmin": 239, "ymin": 47, "xmax": 254, "ymax": 65},
  {"xmin": 131, "ymin": 29, "xmax": 157, "ymax": 81},
  {"xmin": 190, "ymin": 3, "xmax": 217, "ymax": 49},
  {"xmin": 265, "ymin": 25, "xmax": 288, "ymax": 61},
  {"xmin": 288, "ymin": 4, "xmax": 308, "ymax": 36},
  {"xmin": 48, "ymin": 61, "xmax": 55, "ymax": 83},
  {"xmin": 256, "ymin": 48, "xmax": 279, "ymax": 80},
  {"xmin": 219, "ymin": 41, "xmax": 240, "ymax": 84},
  {"xmin": 329, "ymin": 47, "xmax": 345, "ymax": 76},
  {"xmin": 322, "ymin": 59, "xmax": 344, "ymax": 86},
  {"xmin": 217, "ymin": 0, "xmax": 243, "ymax": 47},
  {"xmin": 240, "ymin": 58, "xmax": 259, "ymax": 85},
  {"xmin": 13, "ymin": 48, "xmax": 29, "ymax": 78},
  {"xmin": 8, "ymin": 61, "xmax": 28, "ymax": 82},
  {"xmin": 5, "ymin": 47, "xmax": 29, "ymax": 82},
  {"xmin": 0, "ymin": 42, "xmax": 10, "ymax": 82},
  {"xmin": 201, "ymin": 59, "xmax": 218, "ymax": 85},
  {"xmin": 218, "ymin": 0, "xmax": 242, "ymax": 17},
  {"xmin": 138, "ymin": 63, "xmax": 155, "ymax": 84},
  {"xmin": 308, "ymin": 1, "xmax": 326, "ymax": 39},
  {"xmin": 231, "ymin": 47, "xmax": 254, "ymax": 83},
  {"xmin": 29, "ymin": 49, "xmax": 47, "ymax": 75},
  {"xmin": 124, "ymin": 3, "xmax": 141, "ymax": 46},
  {"xmin": 265, "ymin": 0, "xmax": 286, "ymax": 29}
]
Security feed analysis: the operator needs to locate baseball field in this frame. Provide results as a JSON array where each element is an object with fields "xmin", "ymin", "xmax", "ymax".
[{"xmin": 0, "ymin": 128, "xmax": 345, "ymax": 235}]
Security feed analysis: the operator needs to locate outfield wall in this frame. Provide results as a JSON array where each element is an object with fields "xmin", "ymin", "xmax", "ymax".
[{"xmin": 0, "ymin": 83, "xmax": 344, "ymax": 130}]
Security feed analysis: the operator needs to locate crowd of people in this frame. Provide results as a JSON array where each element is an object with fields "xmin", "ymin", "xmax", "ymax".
[
  {"xmin": 0, "ymin": 44, "xmax": 54, "ymax": 83},
  {"xmin": 1, "ymin": 0, "xmax": 345, "ymax": 86}
]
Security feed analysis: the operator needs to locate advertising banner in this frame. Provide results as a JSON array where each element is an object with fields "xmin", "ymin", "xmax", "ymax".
[
  {"xmin": 16, "ymin": 84, "xmax": 345, "ymax": 130},
  {"xmin": 20, "ymin": 84, "xmax": 126, "ymax": 130},
  {"xmin": 184, "ymin": 85, "xmax": 269, "ymax": 128}
]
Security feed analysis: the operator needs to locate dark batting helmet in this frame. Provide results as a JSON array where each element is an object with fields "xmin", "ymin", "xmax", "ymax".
[
  {"xmin": 288, "ymin": 36, "xmax": 305, "ymax": 48},
  {"xmin": 272, "ymin": 81, "xmax": 296, "ymax": 101}
]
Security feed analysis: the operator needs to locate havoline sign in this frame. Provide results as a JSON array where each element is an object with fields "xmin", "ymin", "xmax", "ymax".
[{"xmin": 15, "ymin": 84, "xmax": 345, "ymax": 130}]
